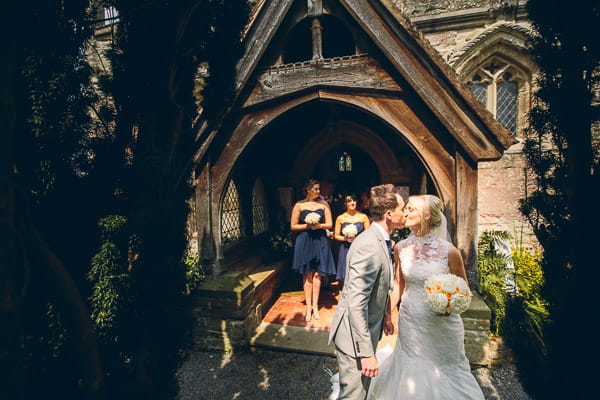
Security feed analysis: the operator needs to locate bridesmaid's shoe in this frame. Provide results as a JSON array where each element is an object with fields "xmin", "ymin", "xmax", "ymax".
[
  {"xmin": 312, "ymin": 306, "xmax": 320, "ymax": 320},
  {"xmin": 305, "ymin": 307, "xmax": 312, "ymax": 322}
]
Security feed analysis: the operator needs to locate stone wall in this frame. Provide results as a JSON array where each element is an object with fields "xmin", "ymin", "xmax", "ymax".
[
  {"xmin": 398, "ymin": 0, "xmax": 539, "ymax": 249},
  {"xmin": 478, "ymin": 144, "xmax": 536, "ymax": 246},
  {"xmin": 394, "ymin": 0, "xmax": 494, "ymax": 17}
]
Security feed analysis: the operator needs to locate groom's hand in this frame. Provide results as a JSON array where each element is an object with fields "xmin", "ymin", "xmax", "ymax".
[{"xmin": 359, "ymin": 355, "xmax": 379, "ymax": 377}]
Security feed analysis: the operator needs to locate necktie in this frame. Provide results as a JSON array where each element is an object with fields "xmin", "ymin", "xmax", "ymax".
[{"xmin": 385, "ymin": 239, "xmax": 393, "ymax": 259}]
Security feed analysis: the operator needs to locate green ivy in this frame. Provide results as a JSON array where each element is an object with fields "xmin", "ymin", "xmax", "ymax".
[
  {"xmin": 183, "ymin": 252, "xmax": 205, "ymax": 295},
  {"xmin": 87, "ymin": 215, "xmax": 131, "ymax": 345}
]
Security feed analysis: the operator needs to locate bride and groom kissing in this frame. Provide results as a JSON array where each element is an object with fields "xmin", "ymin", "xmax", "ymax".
[{"xmin": 329, "ymin": 184, "xmax": 484, "ymax": 399}]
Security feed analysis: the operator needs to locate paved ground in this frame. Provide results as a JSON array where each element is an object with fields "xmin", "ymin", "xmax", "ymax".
[{"xmin": 177, "ymin": 347, "xmax": 531, "ymax": 400}]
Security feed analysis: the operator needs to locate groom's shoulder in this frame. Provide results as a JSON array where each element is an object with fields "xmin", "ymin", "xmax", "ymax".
[{"xmin": 353, "ymin": 225, "xmax": 378, "ymax": 245}]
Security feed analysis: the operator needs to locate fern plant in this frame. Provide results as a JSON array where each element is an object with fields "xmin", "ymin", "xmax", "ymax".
[
  {"xmin": 477, "ymin": 231, "xmax": 549, "ymax": 340},
  {"xmin": 477, "ymin": 231, "xmax": 514, "ymax": 334}
]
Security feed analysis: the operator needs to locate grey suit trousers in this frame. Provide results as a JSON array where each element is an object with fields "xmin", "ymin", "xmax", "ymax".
[{"xmin": 335, "ymin": 345, "xmax": 371, "ymax": 400}]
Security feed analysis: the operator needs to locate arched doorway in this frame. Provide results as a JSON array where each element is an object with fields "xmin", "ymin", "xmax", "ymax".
[
  {"xmin": 209, "ymin": 99, "xmax": 437, "ymax": 259},
  {"xmin": 209, "ymin": 96, "xmax": 434, "ymax": 300}
]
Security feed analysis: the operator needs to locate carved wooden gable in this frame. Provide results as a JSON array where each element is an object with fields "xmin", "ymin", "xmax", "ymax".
[{"xmin": 233, "ymin": 0, "xmax": 515, "ymax": 162}]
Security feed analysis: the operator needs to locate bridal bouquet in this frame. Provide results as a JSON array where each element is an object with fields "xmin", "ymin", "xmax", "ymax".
[
  {"xmin": 341, "ymin": 224, "xmax": 358, "ymax": 238},
  {"xmin": 304, "ymin": 212, "xmax": 321, "ymax": 225},
  {"xmin": 424, "ymin": 273, "xmax": 472, "ymax": 314}
]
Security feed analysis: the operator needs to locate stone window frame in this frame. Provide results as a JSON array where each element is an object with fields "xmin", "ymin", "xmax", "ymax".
[
  {"xmin": 460, "ymin": 51, "xmax": 534, "ymax": 139},
  {"xmin": 450, "ymin": 24, "xmax": 537, "ymax": 140},
  {"xmin": 466, "ymin": 57, "xmax": 527, "ymax": 136}
]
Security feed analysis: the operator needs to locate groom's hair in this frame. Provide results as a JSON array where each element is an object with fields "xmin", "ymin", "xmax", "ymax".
[{"xmin": 369, "ymin": 184, "xmax": 401, "ymax": 221}]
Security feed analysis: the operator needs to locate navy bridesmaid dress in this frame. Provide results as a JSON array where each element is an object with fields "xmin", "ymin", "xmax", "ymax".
[
  {"xmin": 291, "ymin": 209, "xmax": 336, "ymax": 275},
  {"xmin": 335, "ymin": 221, "xmax": 365, "ymax": 281}
]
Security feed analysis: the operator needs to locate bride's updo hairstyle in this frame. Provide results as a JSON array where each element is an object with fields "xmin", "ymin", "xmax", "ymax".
[{"xmin": 407, "ymin": 194, "xmax": 445, "ymax": 236}]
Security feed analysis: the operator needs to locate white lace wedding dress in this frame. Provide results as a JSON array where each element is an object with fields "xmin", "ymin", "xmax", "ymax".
[{"xmin": 366, "ymin": 233, "xmax": 485, "ymax": 399}]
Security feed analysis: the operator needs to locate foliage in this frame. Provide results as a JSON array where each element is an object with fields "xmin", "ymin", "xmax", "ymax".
[
  {"xmin": 183, "ymin": 251, "xmax": 205, "ymax": 295},
  {"xmin": 269, "ymin": 231, "xmax": 295, "ymax": 257},
  {"xmin": 4, "ymin": 0, "xmax": 250, "ymax": 398},
  {"xmin": 87, "ymin": 215, "xmax": 131, "ymax": 343},
  {"xmin": 390, "ymin": 227, "xmax": 410, "ymax": 243},
  {"xmin": 90, "ymin": 1, "xmax": 251, "ymax": 398},
  {"xmin": 3, "ymin": 1, "xmax": 106, "ymax": 398},
  {"xmin": 478, "ymin": 230, "xmax": 552, "ymax": 399},
  {"xmin": 519, "ymin": 1, "xmax": 599, "ymax": 397},
  {"xmin": 477, "ymin": 231, "xmax": 513, "ymax": 334}
]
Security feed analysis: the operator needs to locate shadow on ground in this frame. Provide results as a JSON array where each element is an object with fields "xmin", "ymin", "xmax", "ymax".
[{"xmin": 177, "ymin": 346, "xmax": 338, "ymax": 400}]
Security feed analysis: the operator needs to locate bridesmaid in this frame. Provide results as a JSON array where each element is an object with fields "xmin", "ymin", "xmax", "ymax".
[
  {"xmin": 290, "ymin": 179, "xmax": 336, "ymax": 322},
  {"xmin": 334, "ymin": 193, "xmax": 370, "ymax": 284}
]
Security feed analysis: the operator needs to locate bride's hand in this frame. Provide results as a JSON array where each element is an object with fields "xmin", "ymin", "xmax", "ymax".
[
  {"xmin": 383, "ymin": 315, "xmax": 395, "ymax": 335},
  {"xmin": 383, "ymin": 320, "xmax": 395, "ymax": 335}
]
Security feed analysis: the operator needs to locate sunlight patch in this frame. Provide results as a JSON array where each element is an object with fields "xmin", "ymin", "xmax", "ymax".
[
  {"xmin": 220, "ymin": 352, "xmax": 234, "ymax": 368},
  {"xmin": 407, "ymin": 378, "xmax": 416, "ymax": 394},
  {"xmin": 258, "ymin": 364, "xmax": 270, "ymax": 390}
]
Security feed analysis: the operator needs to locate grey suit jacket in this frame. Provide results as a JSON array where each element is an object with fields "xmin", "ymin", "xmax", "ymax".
[{"xmin": 329, "ymin": 224, "xmax": 393, "ymax": 358}]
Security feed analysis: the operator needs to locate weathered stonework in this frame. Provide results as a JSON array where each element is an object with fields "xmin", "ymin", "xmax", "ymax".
[
  {"xmin": 87, "ymin": 0, "xmax": 545, "ymax": 355},
  {"xmin": 395, "ymin": 0, "xmax": 539, "ymax": 249},
  {"xmin": 478, "ymin": 143, "xmax": 535, "ymax": 245},
  {"xmin": 191, "ymin": 271, "xmax": 261, "ymax": 352}
]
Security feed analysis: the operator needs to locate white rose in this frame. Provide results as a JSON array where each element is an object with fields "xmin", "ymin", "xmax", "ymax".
[
  {"xmin": 426, "ymin": 292, "xmax": 449, "ymax": 314},
  {"xmin": 449, "ymin": 293, "xmax": 471, "ymax": 314},
  {"xmin": 305, "ymin": 212, "xmax": 321, "ymax": 224},
  {"xmin": 440, "ymin": 274, "xmax": 459, "ymax": 293},
  {"xmin": 456, "ymin": 274, "xmax": 468, "ymax": 288},
  {"xmin": 342, "ymin": 224, "xmax": 358, "ymax": 238}
]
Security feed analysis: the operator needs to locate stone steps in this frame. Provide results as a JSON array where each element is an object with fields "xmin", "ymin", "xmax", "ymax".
[
  {"xmin": 192, "ymin": 263, "xmax": 509, "ymax": 367},
  {"xmin": 251, "ymin": 291, "xmax": 501, "ymax": 367}
]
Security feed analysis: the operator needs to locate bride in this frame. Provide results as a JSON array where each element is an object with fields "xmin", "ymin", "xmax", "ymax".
[{"xmin": 365, "ymin": 194, "xmax": 485, "ymax": 399}]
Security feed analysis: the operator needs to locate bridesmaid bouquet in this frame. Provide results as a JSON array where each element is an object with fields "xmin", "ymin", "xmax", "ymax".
[
  {"xmin": 341, "ymin": 224, "xmax": 358, "ymax": 238},
  {"xmin": 424, "ymin": 273, "xmax": 472, "ymax": 314},
  {"xmin": 304, "ymin": 212, "xmax": 321, "ymax": 225}
]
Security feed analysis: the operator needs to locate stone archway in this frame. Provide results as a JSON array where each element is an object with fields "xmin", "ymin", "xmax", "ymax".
[
  {"xmin": 210, "ymin": 91, "xmax": 458, "ymax": 247},
  {"xmin": 291, "ymin": 120, "xmax": 405, "ymax": 184}
]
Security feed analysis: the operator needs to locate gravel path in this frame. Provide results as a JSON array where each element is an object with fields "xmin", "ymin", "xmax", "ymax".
[{"xmin": 177, "ymin": 347, "xmax": 531, "ymax": 400}]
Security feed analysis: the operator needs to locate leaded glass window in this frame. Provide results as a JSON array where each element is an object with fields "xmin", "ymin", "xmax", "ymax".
[
  {"xmin": 252, "ymin": 179, "xmax": 268, "ymax": 235},
  {"xmin": 497, "ymin": 78, "xmax": 518, "ymax": 133},
  {"xmin": 469, "ymin": 82, "xmax": 488, "ymax": 104},
  {"xmin": 221, "ymin": 180, "xmax": 242, "ymax": 245},
  {"xmin": 466, "ymin": 61, "xmax": 520, "ymax": 135},
  {"xmin": 103, "ymin": 6, "xmax": 119, "ymax": 25}
]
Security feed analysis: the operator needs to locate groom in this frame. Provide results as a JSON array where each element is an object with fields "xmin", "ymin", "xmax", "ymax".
[{"xmin": 329, "ymin": 184, "xmax": 405, "ymax": 399}]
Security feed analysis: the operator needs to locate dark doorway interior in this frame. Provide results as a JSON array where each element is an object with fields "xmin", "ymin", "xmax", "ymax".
[{"xmin": 312, "ymin": 143, "xmax": 378, "ymax": 219}]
